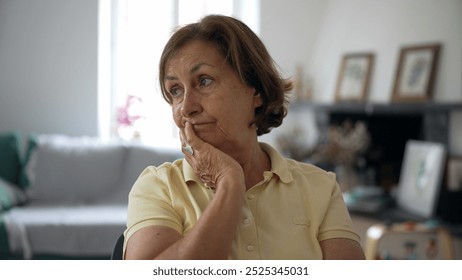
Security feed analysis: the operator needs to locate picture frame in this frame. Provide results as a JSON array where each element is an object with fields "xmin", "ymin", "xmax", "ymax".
[
  {"xmin": 396, "ymin": 140, "xmax": 446, "ymax": 218},
  {"xmin": 392, "ymin": 43, "xmax": 441, "ymax": 102},
  {"xmin": 334, "ymin": 53, "xmax": 374, "ymax": 102}
]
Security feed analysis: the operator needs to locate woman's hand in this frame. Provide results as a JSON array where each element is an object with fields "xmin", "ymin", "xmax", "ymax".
[
  {"xmin": 126, "ymin": 121, "xmax": 247, "ymax": 260},
  {"xmin": 180, "ymin": 122, "xmax": 245, "ymax": 192}
]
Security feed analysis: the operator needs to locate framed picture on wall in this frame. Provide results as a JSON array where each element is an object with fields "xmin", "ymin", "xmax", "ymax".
[
  {"xmin": 392, "ymin": 43, "xmax": 441, "ymax": 102},
  {"xmin": 334, "ymin": 53, "xmax": 374, "ymax": 102}
]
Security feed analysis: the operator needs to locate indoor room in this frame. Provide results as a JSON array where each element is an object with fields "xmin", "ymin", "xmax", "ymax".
[{"xmin": 0, "ymin": 0, "xmax": 461, "ymax": 261}]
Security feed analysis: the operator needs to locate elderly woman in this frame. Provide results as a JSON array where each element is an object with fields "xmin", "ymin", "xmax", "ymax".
[{"xmin": 123, "ymin": 15, "xmax": 364, "ymax": 260}]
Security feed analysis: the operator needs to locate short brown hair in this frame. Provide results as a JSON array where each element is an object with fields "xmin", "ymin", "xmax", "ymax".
[{"xmin": 159, "ymin": 15, "xmax": 292, "ymax": 136}]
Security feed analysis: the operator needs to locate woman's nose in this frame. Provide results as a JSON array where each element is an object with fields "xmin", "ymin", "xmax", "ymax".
[{"xmin": 181, "ymin": 89, "xmax": 202, "ymax": 118}]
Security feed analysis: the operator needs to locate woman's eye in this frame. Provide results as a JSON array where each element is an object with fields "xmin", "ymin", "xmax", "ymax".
[
  {"xmin": 199, "ymin": 77, "xmax": 212, "ymax": 87},
  {"xmin": 169, "ymin": 87, "xmax": 183, "ymax": 97}
]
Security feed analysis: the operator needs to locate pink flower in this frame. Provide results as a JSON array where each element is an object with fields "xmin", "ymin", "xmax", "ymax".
[{"xmin": 117, "ymin": 95, "xmax": 143, "ymax": 127}]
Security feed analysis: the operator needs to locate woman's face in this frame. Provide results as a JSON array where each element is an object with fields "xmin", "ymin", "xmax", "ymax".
[{"xmin": 164, "ymin": 40, "xmax": 262, "ymax": 151}]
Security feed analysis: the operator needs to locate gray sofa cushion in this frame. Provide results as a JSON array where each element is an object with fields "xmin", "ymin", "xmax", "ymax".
[
  {"xmin": 3, "ymin": 205, "xmax": 126, "ymax": 258},
  {"xmin": 104, "ymin": 144, "xmax": 181, "ymax": 204},
  {"xmin": 26, "ymin": 135, "xmax": 128, "ymax": 205}
]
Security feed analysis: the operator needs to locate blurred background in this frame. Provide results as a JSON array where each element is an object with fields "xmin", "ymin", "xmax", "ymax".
[{"xmin": 0, "ymin": 0, "xmax": 461, "ymax": 259}]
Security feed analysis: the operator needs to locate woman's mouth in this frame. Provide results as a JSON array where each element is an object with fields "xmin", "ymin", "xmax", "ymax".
[{"xmin": 192, "ymin": 122, "xmax": 215, "ymax": 131}]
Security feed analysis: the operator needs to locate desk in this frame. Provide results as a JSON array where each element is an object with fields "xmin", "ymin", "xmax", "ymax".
[{"xmin": 350, "ymin": 214, "xmax": 462, "ymax": 259}]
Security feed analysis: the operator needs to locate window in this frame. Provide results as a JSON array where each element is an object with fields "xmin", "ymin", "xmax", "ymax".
[{"xmin": 99, "ymin": 0, "xmax": 259, "ymax": 149}]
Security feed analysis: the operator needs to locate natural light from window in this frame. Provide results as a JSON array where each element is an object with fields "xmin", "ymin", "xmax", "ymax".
[
  {"xmin": 111, "ymin": 0, "xmax": 233, "ymax": 150},
  {"xmin": 99, "ymin": 0, "xmax": 259, "ymax": 149}
]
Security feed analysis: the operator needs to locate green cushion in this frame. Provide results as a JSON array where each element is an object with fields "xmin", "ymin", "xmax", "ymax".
[
  {"xmin": 0, "ymin": 132, "xmax": 21, "ymax": 185},
  {"xmin": 18, "ymin": 135, "xmax": 38, "ymax": 189},
  {"xmin": 0, "ymin": 177, "xmax": 26, "ymax": 213}
]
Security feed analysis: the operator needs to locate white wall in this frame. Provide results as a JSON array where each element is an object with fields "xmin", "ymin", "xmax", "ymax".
[
  {"xmin": 260, "ymin": 0, "xmax": 327, "ymax": 78},
  {"xmin": 0, "ymin": 0, "xmax": 98, "ymax": 137}
]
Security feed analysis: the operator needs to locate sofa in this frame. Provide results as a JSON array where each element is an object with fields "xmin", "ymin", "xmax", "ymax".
[{"xmin": 0, "ymin": 132, "xmax": 181, "ymax": 259}]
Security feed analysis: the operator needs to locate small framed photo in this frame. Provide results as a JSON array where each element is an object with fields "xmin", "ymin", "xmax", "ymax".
[
  {"xmin": 334, "ymin": 53, "xmax": 374, "ymax": 102},
  {"xmin": 392, "ymin": 44, "xmax": 441, "ymax": 102},
  {"xmin": 397, "ymin": 140, "xmax": 446, "ymax": 218}
]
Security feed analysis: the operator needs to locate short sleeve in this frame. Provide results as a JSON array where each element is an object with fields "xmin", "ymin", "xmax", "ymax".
[
  {"xmin": 317, "ymin": 172, "xmax": 360, "ymax": 243},
  {"xmin": 124, "ymin": 166, "xmax": 183, "ymax": 243}
]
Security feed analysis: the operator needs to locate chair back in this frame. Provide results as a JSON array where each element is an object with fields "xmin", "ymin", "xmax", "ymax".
[{"xmin": 111, "ymin": 234, "xmax": 125, "ymax": 260}]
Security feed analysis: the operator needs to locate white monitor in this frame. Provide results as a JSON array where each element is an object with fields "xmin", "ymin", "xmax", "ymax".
[{"xmin": 396, "ymin": 140, "xmax": 446, "ymax": 218}]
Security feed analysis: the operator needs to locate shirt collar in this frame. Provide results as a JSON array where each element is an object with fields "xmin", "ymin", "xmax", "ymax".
[
  {"xmin": 182, "ymin": 142, "xmax": 293, "ymax": 185},
  {"xmin": 260, "ymin": 142, "xmax": 293, "ymax": 184},
  {"xmin": 183, "ymin": 159, "xmax": 200, "ymax": 183}
]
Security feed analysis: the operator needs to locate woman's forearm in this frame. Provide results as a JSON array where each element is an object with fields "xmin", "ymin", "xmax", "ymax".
[{"xmin": 155, "ymin": 176, "xmax": 245, "ymax": 259}]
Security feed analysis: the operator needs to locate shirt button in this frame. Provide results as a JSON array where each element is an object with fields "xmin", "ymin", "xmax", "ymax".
[
  {"xmin": 247, "ymin": 194, "xmax": 255, "ymax": 200},
  {"xmin": 247, "ymin": 245, "xmax": 254, "ymax": 251},
  {"xmin": 243, "ymin": 218, "xmax": 250, "ymax": 225}
]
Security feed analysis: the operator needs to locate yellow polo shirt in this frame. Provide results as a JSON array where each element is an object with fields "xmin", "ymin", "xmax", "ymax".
[{"xmin": 124, "ymin": 143, "xmax": 360, "ymax": 259}]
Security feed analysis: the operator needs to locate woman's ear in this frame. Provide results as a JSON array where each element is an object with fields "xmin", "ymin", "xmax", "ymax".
[{"xmin": 253, "ymin": 91, "xmax": 263, "ymax": 108}]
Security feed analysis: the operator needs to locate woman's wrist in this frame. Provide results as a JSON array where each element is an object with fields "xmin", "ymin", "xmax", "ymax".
[{"xmin": 215, "ymin": 169, "xmax": 245, "ymax": 194}]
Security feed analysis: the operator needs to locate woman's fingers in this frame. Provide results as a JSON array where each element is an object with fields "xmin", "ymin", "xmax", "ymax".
[
  {"xmin": 183, "ymin": 122, "xmax": 200, "ymax": 147},
  {"xmin": 180, "ymin": 122, "xmax": 214, "ymax": 186},
  {"xmin": 179, "ymin": 122, "xmax": 243, "ymax": 191},
  {"xmin": 181, "ymin": 122, "xmax": 200, "ymax": 158}
]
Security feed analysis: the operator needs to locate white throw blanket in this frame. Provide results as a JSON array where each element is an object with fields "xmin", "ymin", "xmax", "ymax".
[{"xmin": 3, "ymin": 205, "xmax": 127, "ymax": 259}]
